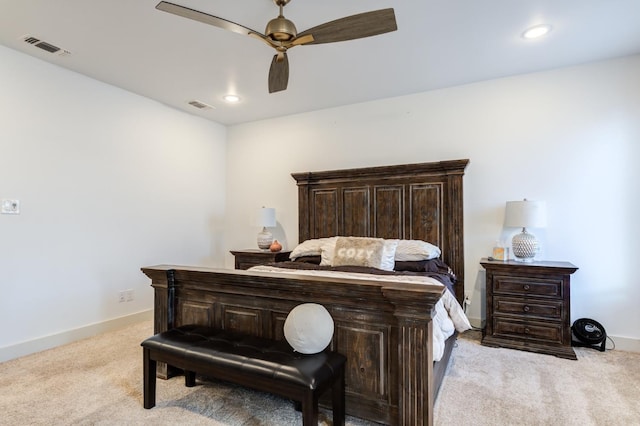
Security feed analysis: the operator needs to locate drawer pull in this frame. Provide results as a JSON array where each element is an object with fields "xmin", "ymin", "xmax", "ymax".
[
  {"xmin": 524, "ymin": 327, "xmax": 531, "ymax": 334},
  {"xmin": 523, "ymin": 284, "xmax": 530, "ymax": 291},
  {"xmin": 523, "ymin": 306, "xmax": 530, "ymax": 312}
]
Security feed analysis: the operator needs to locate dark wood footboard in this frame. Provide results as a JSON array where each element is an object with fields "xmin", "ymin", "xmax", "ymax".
[{"xmin": 142, "ymin": 264, "xmax": 446, "ymax": 426}]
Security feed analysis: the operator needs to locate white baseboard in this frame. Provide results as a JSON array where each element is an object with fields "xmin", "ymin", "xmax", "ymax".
[
  {"xmin": 0, "ymin": 310, "xmax": 153, "ymax": 363},
  {"xmin": 466, "ymin": 316, "xmax": 639, "ymax": 353},
  {"xmin": 468, "ymin": 316, "xmax": 484, "ymax": 330},
  {"xmin": 609, "ymin": 335, "xmax": 640, "ymax": 353}
]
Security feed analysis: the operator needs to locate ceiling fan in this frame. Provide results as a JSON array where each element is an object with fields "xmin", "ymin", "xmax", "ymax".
[{"xmin": 156, "ymin": 1, "xmax": 397, "ymax": 93}]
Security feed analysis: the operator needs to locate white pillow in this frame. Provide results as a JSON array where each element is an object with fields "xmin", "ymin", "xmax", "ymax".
[
  {"xmin": 395, "ymin": 239, "xmax": 441, "ymax": 261},
  {"xmin": 380, "ymin": 239, "xmax": 399, "ymax": 270},
  {"xmin": 289, "ymin": 237, "xmax": 337, "ymax": 260},
  {"xmin": 283, "ymin": 303, "xmax": 334, "ymax": 354},
  {"xmin": 320, "ymin": 237, "xmax": 398, "ymax": 271}
]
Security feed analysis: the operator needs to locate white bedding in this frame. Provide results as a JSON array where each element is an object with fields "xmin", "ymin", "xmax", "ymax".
[{"xmin": 249, "ymin": 264, "xmax": 472, "ymax": 362}]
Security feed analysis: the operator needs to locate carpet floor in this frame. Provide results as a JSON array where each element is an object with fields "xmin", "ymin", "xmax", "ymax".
[{"xmin": 0, "ymin": 321, "xmax": 638, "ymax": 425}]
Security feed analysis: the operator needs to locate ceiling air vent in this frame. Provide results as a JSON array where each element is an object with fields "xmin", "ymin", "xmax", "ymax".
[
  {"xmin": 21, "ymin": 35, "xmax": 71, "ymax": 56},
  {"xmin": 188, "ymin": 100, "xmax": 214, "ymax": 110}
]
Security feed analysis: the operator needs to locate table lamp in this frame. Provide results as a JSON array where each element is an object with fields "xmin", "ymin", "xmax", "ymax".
[
  {"xmin": 504, "ymin": 199, "xmax": 546, "ymax": 262},
  {"xmin": 257, "ymin": 207, "xmax": 276, "ymax": 250}
]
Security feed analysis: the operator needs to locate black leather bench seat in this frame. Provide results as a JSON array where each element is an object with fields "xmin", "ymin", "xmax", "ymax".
[{"xmin": 141, "ymin": 324, "xmax": 346, "ymax": 425}]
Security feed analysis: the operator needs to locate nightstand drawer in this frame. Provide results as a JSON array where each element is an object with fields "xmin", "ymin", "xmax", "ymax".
[
  {"xmin": 493, "ymin": 318, "xmax": 563, "ymax": 344},
  {"xmin": 494, "ymin": 275, "xmax": 562, "ymax": 298},
  {"xmin": 494, "ymin": 296, "xmax": 563, "ymax": 320}
]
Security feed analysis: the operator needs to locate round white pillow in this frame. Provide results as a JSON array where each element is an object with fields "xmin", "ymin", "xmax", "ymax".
[{"xmin": 283, "ymin": 303, "xmax": 334, "ymax": 354}]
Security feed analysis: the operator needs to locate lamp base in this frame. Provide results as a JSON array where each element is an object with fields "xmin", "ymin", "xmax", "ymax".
[
  {"xmin": 257, "ymin": 227, "xmax": 273, "ymax": 250},
  {"xmin": 512, "ymin": 228, "xmax": 539, "ymax": 262},
  {"xmin": 515, "ymin": 256, "xmax": 536, "ymax": 263}
]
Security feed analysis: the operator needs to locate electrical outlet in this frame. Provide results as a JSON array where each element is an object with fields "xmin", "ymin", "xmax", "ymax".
[
  {"xmin": 118, "ymin": 291, "xmax": 126, "ymax": 303},
  {"xmin": 125, "ymin": 289, "xmax": 134, "ymax": 302}
]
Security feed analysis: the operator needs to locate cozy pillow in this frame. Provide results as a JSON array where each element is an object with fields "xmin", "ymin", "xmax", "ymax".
[
  {"xmin": 332, "ymin": 236, "xmax": 384, "ymax": 268},
  {"xmin": 283, "ymin": 303, "xmax": 334, "ymax": 354},
  {"xmin": 320, "ymin": 237, "xmax": 398, "ymax": 271},
  {"xmin": 395, "ymin": 239, "xmax": 441, "ymax": 261},
  {"xmin": 289, "ymin": 237, "xmax": 336, "ymax": 260},
  {"xmin": 319, "ymin": 238, "xmax": 339, "ymax": 266}
]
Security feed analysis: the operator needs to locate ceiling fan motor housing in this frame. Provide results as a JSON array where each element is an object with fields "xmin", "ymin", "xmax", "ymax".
[{"xmin": 266, "ymin": 16, "xmax": 297, "ymax": 41}]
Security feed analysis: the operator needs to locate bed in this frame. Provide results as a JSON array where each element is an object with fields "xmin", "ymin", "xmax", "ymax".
[{"xmin": 142, "ymin": 159, "xmax": 469, "ymax": 425}]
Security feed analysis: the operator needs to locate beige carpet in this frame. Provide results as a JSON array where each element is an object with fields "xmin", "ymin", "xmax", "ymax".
[
  {"xmin": 0, "ymin": 321, "xmax": 638, "ymax": 426},
  {"xmin": 435, "ymin": 331, "xmax": 640, "ymax": 426}
]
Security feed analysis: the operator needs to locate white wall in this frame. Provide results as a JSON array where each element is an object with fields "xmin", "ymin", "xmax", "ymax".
[
  {"xmin": 226, "ymin": 55, "xmax": 640, "ymax": 345},
  {"xmin": 0, "ymin": 46, "xmax": 227, "ymax": 360}
]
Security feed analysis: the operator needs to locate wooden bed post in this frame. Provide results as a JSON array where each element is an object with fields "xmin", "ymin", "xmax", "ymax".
[
  {"xmin": 444, "ymin": 167, "xmax": 467, "ymax": 305},
  {"xmin": 143, "ymin": 267, "xmax": 175, "ymax": 379},
  {"xmin": 383, "ymin": 286, "xmax": 440, "ymax": 426},
  {"xmin": 166, "ymin": 269, "xmax": 176, "ymax": 330}
]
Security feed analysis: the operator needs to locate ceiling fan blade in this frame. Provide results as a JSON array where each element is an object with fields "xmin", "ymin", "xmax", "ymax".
[
  {"xmin": 269, "ymin": 53, "xmax": 289, "ymax": 93},
  {"xmin": 297, "ymin": 8, "xmax": 397, "ymax": 44},
  {"xmin": 156, "ymin": 1, "xmax": 264, "ymax": 38}
]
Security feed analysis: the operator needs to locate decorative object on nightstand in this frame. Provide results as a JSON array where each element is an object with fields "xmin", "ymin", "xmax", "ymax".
[
  {"xmin": 492, "ymin": 240, "xmax": 509, "ymax": 261},
  {"xmin": 504, "ymin": 199, "xmax": 546, "ymax": 262},
  {"xmin": 480, "ymin": 258, "xmax": 578, "ymax": 359},
  {"xmin": 257, "ymin": 207, "xmax": 276, "ymax": 250},
  {"xmin": 269, "ymin": 239, "xmax": 283, "ymax": 252},
  {"xmin": 230, "ymin": 249, "xmax": 292, "ymax": 270}
]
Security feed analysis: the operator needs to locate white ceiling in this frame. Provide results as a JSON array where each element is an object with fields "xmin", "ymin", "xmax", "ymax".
[{"xmin": 1, "ymin": 0, "xmax": 639, "ymax": 125}]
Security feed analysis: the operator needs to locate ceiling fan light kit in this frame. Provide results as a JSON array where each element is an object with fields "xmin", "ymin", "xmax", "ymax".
[{"xmin": 156, "ymin": 0, "xmax": 397, "ymax": 93}]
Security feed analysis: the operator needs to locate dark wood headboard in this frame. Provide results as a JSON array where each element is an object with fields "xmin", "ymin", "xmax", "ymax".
[{"xmin": 292, "ymin": 159, "xmax": 469, "ymax": 304}]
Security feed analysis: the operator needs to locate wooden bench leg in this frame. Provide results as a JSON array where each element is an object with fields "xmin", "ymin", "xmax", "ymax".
[
  {"xmin": 185, "ymin": 370, "xmax": 196, "ymax": 387},
  {"xmin": 332, "ymin": 365, "xmax": 346, "ymax": 426},
  {"xmin": 301, "ymin": 390, "xmax": 318, "ymax": 426},
  {"xmin": 143, "ymin": 348, "xmax": 156, "ymax": 409}
]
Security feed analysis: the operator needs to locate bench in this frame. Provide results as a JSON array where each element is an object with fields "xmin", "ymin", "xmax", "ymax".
[{"xmin": 141, "ymin": 270, "xmax": 346, "ymax": 425}]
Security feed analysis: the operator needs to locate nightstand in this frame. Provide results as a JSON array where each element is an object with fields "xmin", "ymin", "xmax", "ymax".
[
  {"xmin": 480, "ymin": 258, "xmax": 578, "ymax": 360},
  {"xmin": 230, "ymin": 249, "xmax": 292, "ymax": 270}
]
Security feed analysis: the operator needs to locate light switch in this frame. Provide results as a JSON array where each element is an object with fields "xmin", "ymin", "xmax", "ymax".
[{"xmin": 1, "ymin": 199, "xmax": 20, "ymax": 214}]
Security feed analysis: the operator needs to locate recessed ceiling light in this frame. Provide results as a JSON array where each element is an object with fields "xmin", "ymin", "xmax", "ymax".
[
  {"xmin": 223, "ymin": 95, "xmax": 241, "ymax": 103},
  {"xmin": 522, "ymin": 24, "xmax": 552, "ymax": 39}
]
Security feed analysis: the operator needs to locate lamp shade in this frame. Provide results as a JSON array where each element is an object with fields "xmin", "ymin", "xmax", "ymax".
[
  {"xmin": 258, "ymin": 207, "xmax": 276, "ymax": 228},
  {"xmin": 504, "ymin": 200, "xmax": 546, "ymax": 229}
]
